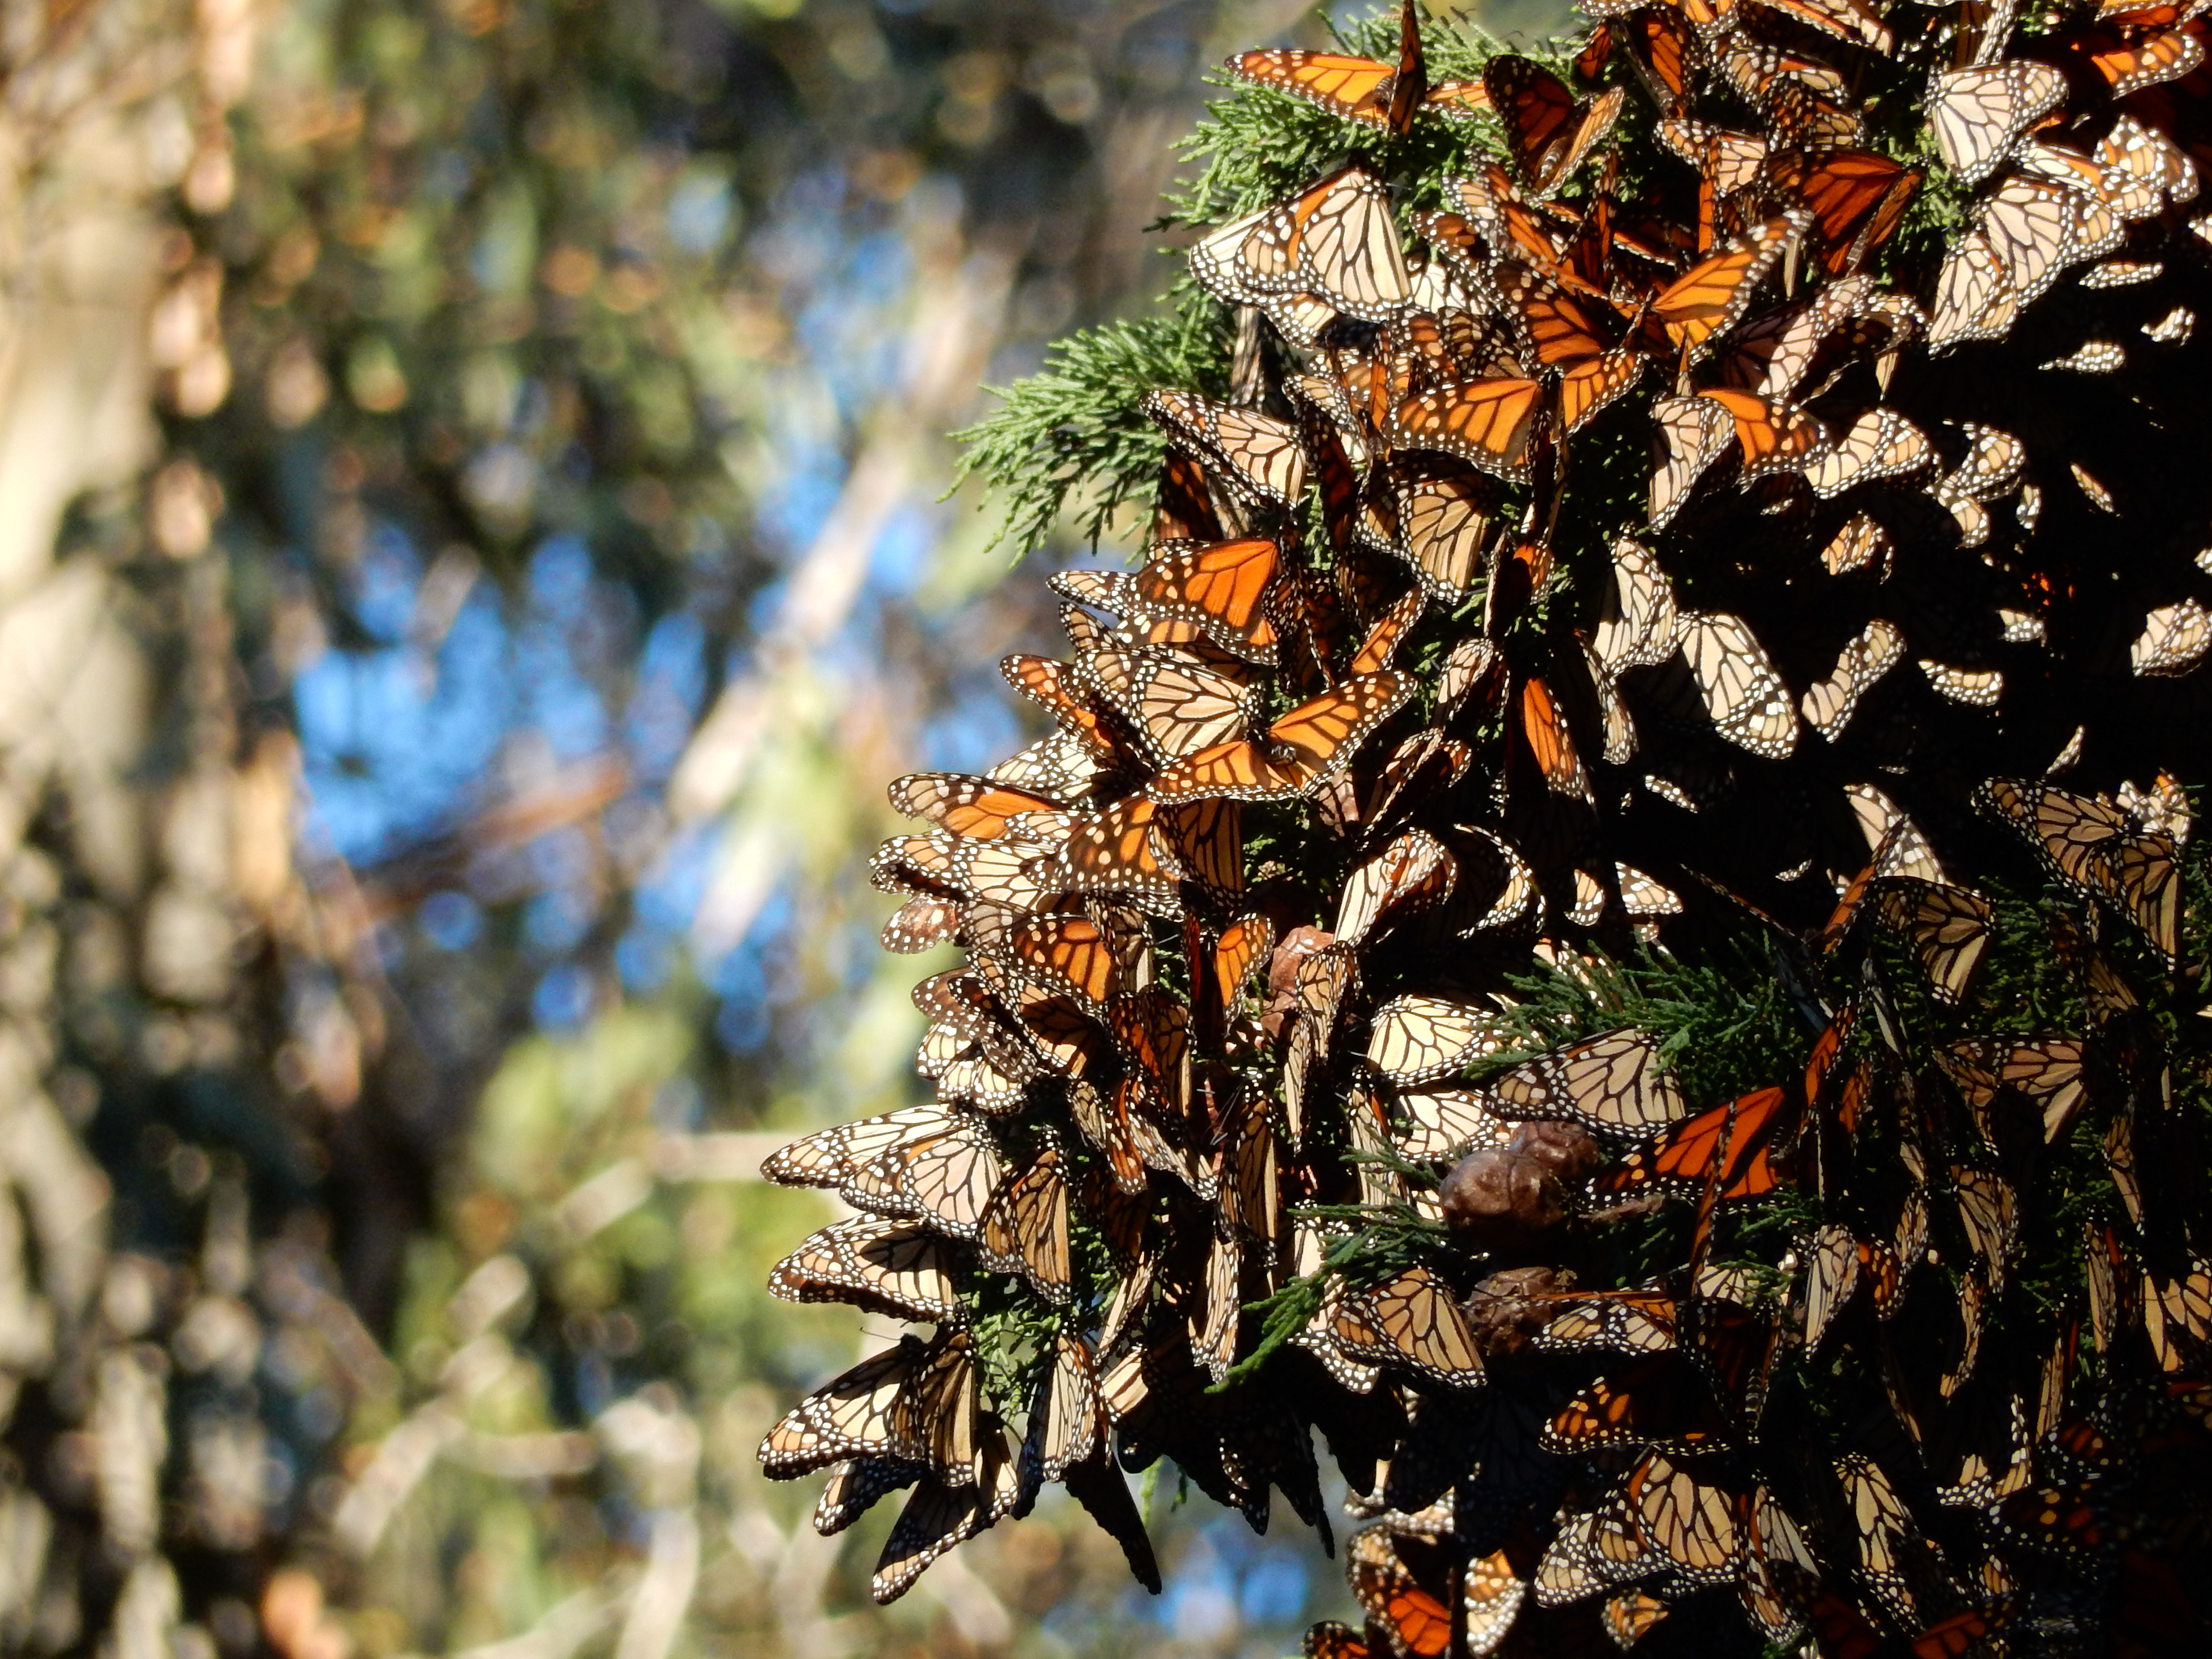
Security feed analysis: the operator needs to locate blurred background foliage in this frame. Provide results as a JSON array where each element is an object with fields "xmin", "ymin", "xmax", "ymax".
[{"xmin": 0, "ymin": 0, "xmax": 1559, "ymax": 1655}]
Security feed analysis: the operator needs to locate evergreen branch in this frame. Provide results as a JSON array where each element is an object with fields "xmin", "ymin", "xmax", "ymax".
[{"xmin": 949, "ymin": 296, "xmax": 1227, "ymax": 557}]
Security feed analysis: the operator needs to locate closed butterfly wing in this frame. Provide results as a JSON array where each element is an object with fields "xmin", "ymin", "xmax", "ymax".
[
  {"xmin": 980, "ymin": 1146, "xmax": 1072, "ymax": 1301},
  {"xmin": 1085, "ymin": 646, "xmax": 1256, "ymax": 762},
  {"xmin": 762, "ymin": 1104, "xmax": 962, "ymax": 1190},
  {"xmin": 1393, "ymin": 1086, "xmax": 1512, "ymax": 1161},
  {"xmin": 1334, "ymin": 1265, "xmax": 1486, "ymax": 1385},
  {"xmin": 1802, "ymin": 618, "xmax": 1905, "ymax": 738},
  {"xmin": 1872, "ymin": 880, "xmax": 1991, "ymax": 1004},
  {"xmin": 1025, "ymin": 1329, "xmax": 1102, "ymax": 1485},
  {"xmin": 769, "ymin": 1217, "xmax": 962, "ymax": 1322},
  {"xmin": 760, "ymin": 1335, "xmax": 931, "ymax": 1477},
  {"xmin": 1928, "ymin": 62, "xmax": 2066, "ymax": 187},
  {"xmin": 1494, "ymin": 1029, "xmax": 1689, "ymax": 1135},
  {"xmin": 1676, "ymin": 611, "xmax": 1799, "ymax": 758},
  {"xmin": 1389, "ymin": 452, "xmax": 1499, "ymax": 600},
  {"xmin": 1805, "ymin": 409, "xmax": 1936, "ymax": 497},
  {"xmin": 1518, "ymin": 674, "xmax": 1593, "ymax": 801},
  {"xmin": 1649, "ymin": 395, "xmax": 1735, "ymax": 528},
  {"xmin": 1368, "ymin": 993, "xmax": 1505, "ymax": 1085},
  {"xmin": 871, "ymin": 1422, "xmax": 1020, "ymax": 1603}
]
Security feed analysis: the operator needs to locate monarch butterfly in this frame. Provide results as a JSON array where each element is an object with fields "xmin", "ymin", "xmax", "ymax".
[
  {"xmin": 1927, "ymin": 228, "xmax": 2020, "ymax": 354},
  {"xmin": 1953, "ymin": 1166, "xmax": 2018, "ymax": 1294},
  {"xmin": 1835, "ymin": 1452, "xmax": 1926, "ymax": 1627},
  {"xmin": 1146, "ymin": 671, "xmax": 1413, "ymax": 803},
  {"xmin": 1766, "ymin": 149, "xmax": 1920, "ymax": 275},
  {"xmin": 1486, "ymin": 55, "xmax": 1627, "ymax": 198},
  {"xmin": 1024, "ymin": 1329, "xmax": 1102, "ymax": 1485},
  {"xmin": 1332, "ymin": 1264, "xmax": 1487, "ymax": 1384},
  {"xmin": 1350, "ymin": 583, "xmax": 1429, "ymax": 675},
  {"xmin": 815, "ymin": 1456, "xmax": 920, "ymax": 1539},
  {"xmin": 1335, "ymin": 828, "xmax": 1456, "ymax": 946},
  {"xmin": 1602, "ymin": 1086, "xmax": 1795, "ymax": 1208},
  {"xmin": 987, "ymin": 726, "xmax": 1108, "ymax": 803},
  {"xmin": 1001, "ymin": 653, "xmax": 1128, "ymax": 762},
  {"xmin": 1588, "ymin": 536, "xmax": 1680, "ymax": 681},
  {"xmin": 1805, "ymin": 409, "xmax": 1935, "ymax": 498},
  {"xmin": 1191, "ymin": 1225, "xmax": 1244, "ymax": 1383},
  {"xmin": 1189, "ymin": 165, "xmax": 1413, "ymax": 325},
  {"xmin": 2142, "ymin": 1258, "xmax": 2212, "ymax": 1372},
  {"xmin": 846, "ymin": 1118, "xmax": 1008, "ymax": 1240},
  {"xmin": 1202, "ymin": 911, "xmax": 1272, "ymax": 1028},
  {"xmin": 1801, "ymin": 619, "xmax": 1904, "ymax": 739},
  {"xmin": 1648, "ymin": 395, "xmax": 1736, "ymax": 528},
  {"xmin": 2143, "ymin": 304, "xmax": 2195, "ymax": 344},
  {"xmin": 1392, "ymin": 1085, "xmax": 1512, "ymax": 1161},
  {"xmin": 1346, "ymin": 1527, "xmax": 1455, "ymax": 1658},
  {"xmin": 1152, "ymin": 444, "xmax": 1227, "ymax": 543},
  {"xmin": 1009, "ymin": 911, "xmax": 1138, "ymax": 1004},
  {"xmin": 1384, "ymin": 452, "xmax": 1498, "ymax": 601},
  {"xmin": 1082, "ymin": 646, "xmax": 1258, "ymax": 764},
  {"xmin": 881, "ymin": 893, "xmax": 961, "ymax": 955},
  {"xmin": 1226, "ymin": 0, "xmax": 1490, "ymax": 131},
  {"xmin": 1145, "ymin": 391, "xmax": 1311, "ymax": 508},
  {"xmin": 1599, "ymin": 1589, "xmax": 1671, "ymax": 1647},
  {"xmin": 1057, "ymin": 797, "xmax": 1184, "ymax": 913},
  {"xmin": 2098, "ymin": 112, "xmax": 2200, "ymax": 209},
  {"xmin": 976, "ymin": 1147, "xmax": 1071, "ymax": 1303},
  {"xmin": 2081, "ymin": 18, "xmax": 2207, "ymax": 96},
  {"xmin": 769, "ymin": 1218, "xmax": 962, "ymax": 1323},
  {"xmin": 2016, "ymin": 135, "xmax": 2162, "ymax": 222},
  {"xmin": 1543, "ymin": 1356, "xmax": 1735, "ymax": 1455},
  {"xmin": 1106, "ymin": 986, "xmax": 1192, "ymax": 1122},
  {"xmin": 1301, "ymin": 1622, "xmax": 1370, "ymax": 1659},
  {"xmin": 1493, "ymin": 1029, "xmax": 1689, "ymax": 1135},
  {"xmin": 758, "ymin": 1329, "xmax": 960, "ymax": 1477},
  {"xmin": 1982, "ymin": 175, "xmax": 2086, "ymax": 307},
  {"xmin": 889, "ymin": 772, "xmax": 1072, "ymax": 835},
  {"xmin": 1871, "ymin": 880, "xmax": 1992, "ymax": 1004},
  {"xmin": 1696, "ymin": 387, "xmax": 1831, "ymax": 476},
  {"xmin": 2133, "ymin": 597, "xmax": 2212, "ymax": 676},
  {"xmin": 1386, "ymin": 373, "xmax": 1546, "ymax": 482},
  {"xmin": 762, "ymin": 1103, "xmax": 966, "ymax": 1191},
  {"xmin": 1821, "ymin": 511, "xmax": 1891, "ymax": 577},
  {"xmin": 1927, "ymin": 61, "xmax": 2067, "ymax": 187},
  {"xmin": 1534, "ymin": 1288, "xmax": 1679, "ymax": 1356},
  {"xmin": 1659, "ymin": 612, "xmax": 1800, "ymax": 760},
  {"xmin": 1517, "ymin": 674, "xmax": 1593, "ymax": 801},
  {"xmin": 1134, "ymin": 537, "xmax": 1282, "ymax": 662},
  {"xmin": 1979, "ymin": 778, "xmax": 2181, "ymax": 957},
  {"xmin": 1622, "ymin": 1451, "xmax": 1743, "ymax": 1586},
  {"xmin": 1652, "ymin": 214, "xmax": 1805, "ymax": 357},
  {"xmin": 1366, "ymin": 993, "xmax": 1505, "ymax": 1085},
  {"xmin": 1659, "ymin": 117, "xmax": 1769, "ymax": 194},
  {"xmin": 873, "ymin": 1426, "xmax": 1021, "ymax": 1603}
]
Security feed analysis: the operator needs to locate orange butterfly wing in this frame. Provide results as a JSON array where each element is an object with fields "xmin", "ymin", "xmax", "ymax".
[
  {"xmin": 1654, "ymin": 216, "xmax": 1799, "ymax": 354},
  {"xmin": 1390, "ymin": 377, "xmax": 1545, "ymax": 480},
  {"xmin": 1520, "ymin": 675, "xmax": 1591, "ymax": 799},
  {"xmin": 1136, "ymin": 538, "xmax": 1281, "ymax": 657},
  {"xmin": 1227, "ymin": 49, "xmax": 1396, "ymax": 120}
]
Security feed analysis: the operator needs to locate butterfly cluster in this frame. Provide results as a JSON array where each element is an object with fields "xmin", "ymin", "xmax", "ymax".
[{"xmin": 759, "ymin": 0, "xmax": 2212, "ymax": 1650}]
